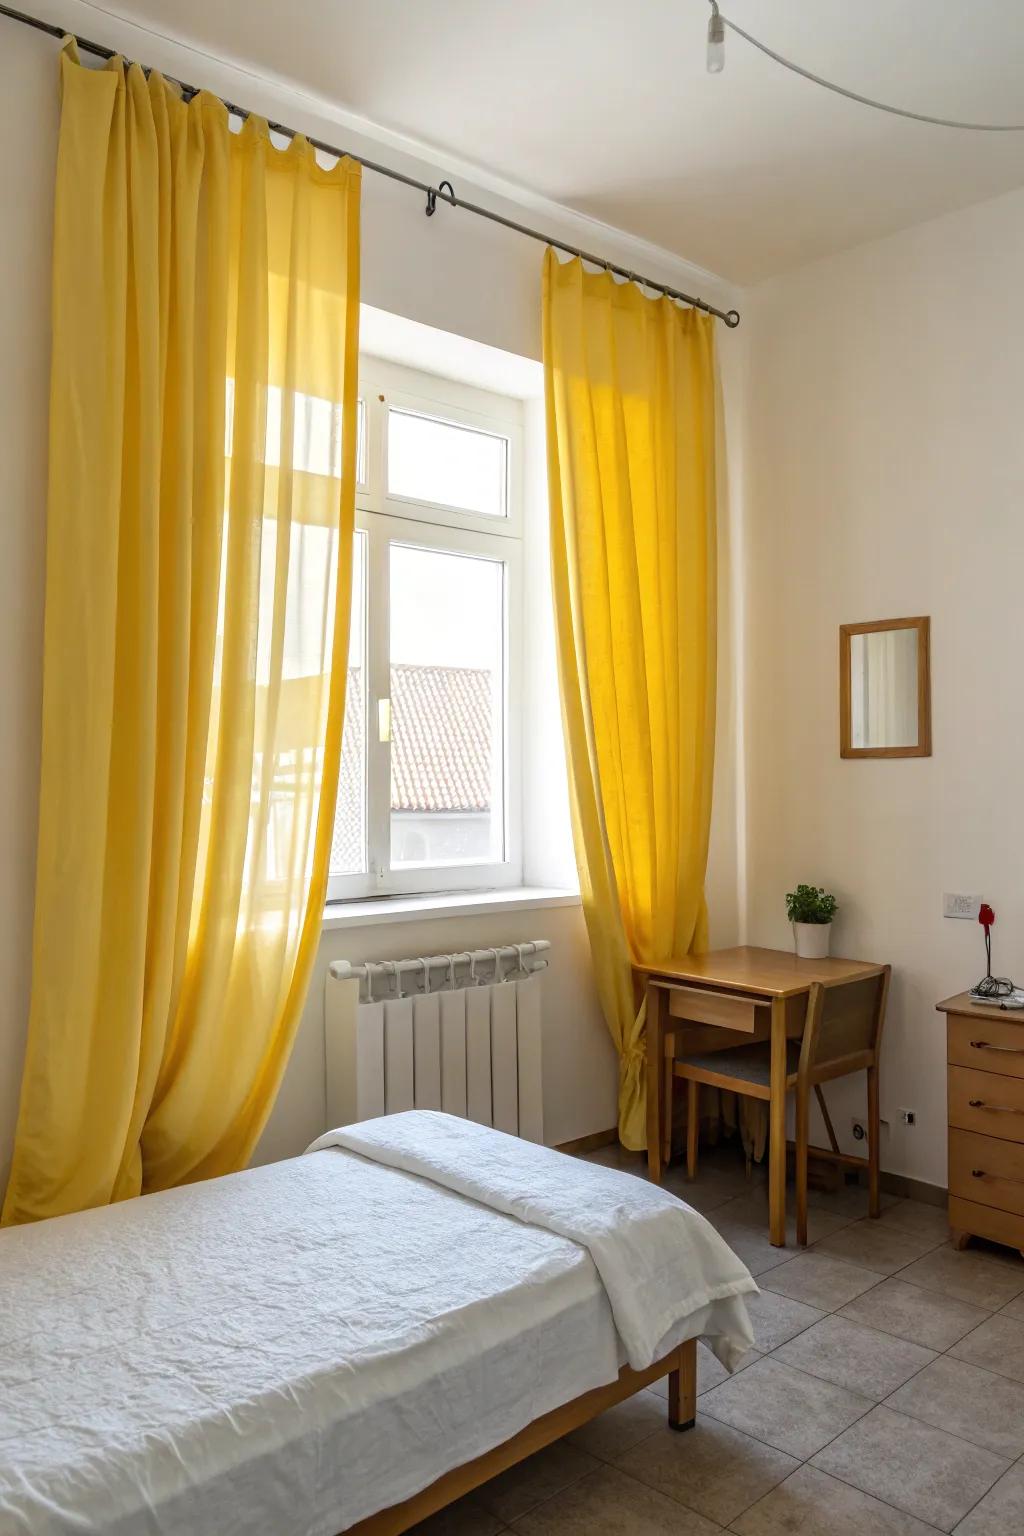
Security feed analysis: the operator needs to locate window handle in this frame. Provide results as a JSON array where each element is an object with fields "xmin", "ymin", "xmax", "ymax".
[{"xmin": 377, "ymin": 698, "xmax": 392, "ymax": 744}]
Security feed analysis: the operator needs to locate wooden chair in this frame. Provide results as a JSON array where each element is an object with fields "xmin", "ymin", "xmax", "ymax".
[{"xmin": 665, "ymin": 967, "xmax": 891, "ymax": 1244}]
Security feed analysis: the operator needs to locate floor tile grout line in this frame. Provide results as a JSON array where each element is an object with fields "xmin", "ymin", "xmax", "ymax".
[
  {"xmin": 832, "ymin": 1276, "xmax": 998, "ymax": 1352},
  {"xmin": 718, "ymin": 1464, "xmax": 950, "ymax": 1536},
  {"xmin": 627, "ymin": 1448, "xmax": 750, "ymax": 1530},
  {"xmin": 602, "ymin": 1154, "xmax": 1024, "ymax": 1523},
  {"xmin": 875, "ymin": 1350, "xmax": 1024, "ymax": 1460},
  {"xmin": 582, "ymin": 1454, "xmax": 739, "ymax": 1532},
  {"xmin": 796, "ymin": 1417, "xmax": 992, "ymax": 1534},
  {"xmin": 767, "ymin": 1235, "xmax": 1024, "ymax": 1316},
  {"xmin": 946, "ymin": 1329, "xmax": 1024, "ymax": 1391},
  {"xmin": 762, "ymin": 1317, "xmax": 939, "ymax": 1402},
  {"xmin": 611, "ymin": 1401, "xmax": 814, "ymax": 1531},
  {"xmin": 950, "ymin": 1454, "xmax": 1021, "ymax": 1534},
  {"xmin": 494, "ymin": 1455, "xmax": 597, "ymax": 1526},
  {"xmin": 697, "ymin": 1344, "xmax": 1017, "ymax": 1526},
  {"xmin": 759, "ymin": 1270, "xmax": 887, "ymax": 1311},
  {"xmin": 814, "ymin": 1395, "xmax": 1015, "ymax": 1497},
  {"xmin": 698, "ymin": 1352, "xmax": 876, "ymax": 1462}
]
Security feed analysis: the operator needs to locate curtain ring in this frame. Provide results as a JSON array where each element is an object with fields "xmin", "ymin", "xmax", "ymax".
[
  {"xmin": 489, "ymin": 947, "xmax": 503, "ymax": 984},
  {"xmin": 420, "ymin": 957, "xmax": 430, "ymax": 996}
]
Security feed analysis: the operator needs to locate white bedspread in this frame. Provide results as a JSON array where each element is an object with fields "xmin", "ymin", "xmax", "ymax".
[
  {"xmin": 1, "ymin": 1115, "xmax": 754, "ymax": 1535},
  {"xmin": 309, "ymin": 1111, "xmax": 757, "ymax": 1370}
]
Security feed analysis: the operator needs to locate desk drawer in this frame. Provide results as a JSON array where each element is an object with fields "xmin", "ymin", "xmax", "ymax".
[
  {"xmin": 664, "ymin": 985, "xmax": 767, "ymax": 1034},
  {"xmin": 949, "ymin": 1128, "xmax": 1024, "ymax": 1218},
  {"xmin": 949, "ymin": 1065, "xmax": 1024, "ymax": 1140},
  {"xmin": 948, "ymin": 1014, "xmax": 1024, "ymax": 1079}
]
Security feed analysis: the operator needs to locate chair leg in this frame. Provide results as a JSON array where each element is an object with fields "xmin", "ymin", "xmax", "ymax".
[
  {"xmin": 662, "ymin": 1061, "xmax": 674, "ymax": 1166},
  {"xmin": 867, "ymin": 1064, "xmax": 880, "ymax": 1219},
  {"xmin": 686, "ymin": 1080, "xmax": 699, "ymax": 1179},
  {"xmin": 795, "ymin": 1083, "xmax": 809, "ymax": 1246}
]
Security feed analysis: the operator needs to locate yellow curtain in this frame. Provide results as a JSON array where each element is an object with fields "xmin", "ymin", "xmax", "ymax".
[
  {"xmin": 543, "ymin": 251, "xmax": 717, "ymax": 1150},
  {"xmin": 2, "ymin": 44, "xmax": 360, "ymax": 1225}
]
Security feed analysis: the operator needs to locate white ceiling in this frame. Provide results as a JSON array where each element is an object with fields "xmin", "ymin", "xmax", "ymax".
[{"xmin": 80, "ymin": 0, "xmax": 1024, "ymax": 283}]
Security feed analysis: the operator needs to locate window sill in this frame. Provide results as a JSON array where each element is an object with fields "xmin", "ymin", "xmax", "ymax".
[{"xmin": 322, "ymin": 885, "xmax": 581, "ymax": 932}]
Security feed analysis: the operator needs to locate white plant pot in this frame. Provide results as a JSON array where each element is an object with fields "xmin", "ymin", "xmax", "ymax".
[{"xmin": 793, "ymin": 922, "xmax": 832, "ymax": 960}]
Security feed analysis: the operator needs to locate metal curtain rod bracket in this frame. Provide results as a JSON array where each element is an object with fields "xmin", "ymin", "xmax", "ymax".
[{"xmin": 0, "ymin": 2, "xmax": 740, "ymax": 327}]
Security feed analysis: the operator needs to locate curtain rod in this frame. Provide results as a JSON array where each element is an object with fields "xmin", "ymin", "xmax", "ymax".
[{"xmin": 0, "ymin": 2, "xmax": 740, "ymax": 328}]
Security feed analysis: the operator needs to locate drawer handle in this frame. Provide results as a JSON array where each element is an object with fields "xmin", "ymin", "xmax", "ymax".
[
  {"xmin": 970, "ymin": 1040, "xmax": 1024, "ymax": 1054},
  {"xmin": 967, "ymin": 1098, "xmax": 1024, "ymax": 1114},
  {"xmin": 972, "ymin": 1168, "xmax": 1024, "ymax": 1187}
]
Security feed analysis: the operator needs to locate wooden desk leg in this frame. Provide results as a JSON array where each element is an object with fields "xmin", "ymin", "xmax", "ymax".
[
  {"xmin": 769, "ymin": 996, "xmax": 787, "ymax": 1246},
  {"xmin": 646, "ymin": 982, "xmax": 663, "ymax": 1183}
]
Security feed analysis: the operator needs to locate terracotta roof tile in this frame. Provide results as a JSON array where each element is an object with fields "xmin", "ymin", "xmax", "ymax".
[{"xmin": 331, "ymin": 664, "xmax": 493, "ymax": 873}]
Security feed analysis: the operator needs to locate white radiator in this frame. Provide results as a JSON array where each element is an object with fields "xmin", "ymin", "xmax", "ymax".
[{"xmin": 325, "ymin": 941, "xmax": 548, "ymax": 1142}]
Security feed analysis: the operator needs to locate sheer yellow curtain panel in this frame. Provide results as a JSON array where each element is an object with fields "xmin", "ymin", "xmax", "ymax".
[
  {"xmin": 2, "ymin": 43, "xmax": 360, "ymax": 1225},
  {"xmin": 542, "ymin": 251, "xmax": 717, "ymax": 1150}
]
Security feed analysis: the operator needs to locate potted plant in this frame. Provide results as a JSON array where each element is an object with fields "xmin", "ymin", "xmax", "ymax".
[{"xmin": 786, "ymin": 884, "xmax": 838, "ymax": 959}]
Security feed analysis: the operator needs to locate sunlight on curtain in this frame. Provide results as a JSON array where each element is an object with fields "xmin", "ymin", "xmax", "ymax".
[
  {"xmin": 543, "ymin": 252, "xmax": 717, "ymax": 1150},
  {"xmin": 2, "ymin": 43, "xmax": 360, "ymax": 1224}
]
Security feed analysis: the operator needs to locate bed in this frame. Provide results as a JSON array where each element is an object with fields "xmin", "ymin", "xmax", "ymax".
[{"xmin": 0, "ymin": 1111, "xmax": 756, "ymax": 1535}]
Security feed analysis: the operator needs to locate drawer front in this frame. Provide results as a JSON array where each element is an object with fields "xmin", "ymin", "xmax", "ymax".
[
  {"xmin": 948, "ymin": 1195, "xmax": 1024, "ymax": 1253},
  {"xmin": 664, "ymin": 1021, "xmax": 770, "ymax": 1057},
  {"xmin": 664, "ymin": 985, "xmax": 766, "ymax": 1034},
  {"xmin": 949, "ymin": 1127, "xmax": 1024, "ymax": 1217},
  {"xmin": 949, "ymin": 1065, "xmax": 1024, "ymax": 1140},
  {"xmin": 948, "ymin": 1014, "xmax": 1024, "ymax": 1079}
]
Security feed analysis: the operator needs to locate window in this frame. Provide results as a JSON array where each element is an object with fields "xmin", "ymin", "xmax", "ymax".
[{"xmin": 329, "ymin": 360, "xmax": 522, "ymax": 900}]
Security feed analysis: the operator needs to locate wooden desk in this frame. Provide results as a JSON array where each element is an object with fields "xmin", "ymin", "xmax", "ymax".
[
  {"xmin": 938, "ymin": 992, "xmax": 1024, "ymax": 1259},
  {"xmin": 639, "ymin": 946, "xmax": 884, "ymax": 1246}
]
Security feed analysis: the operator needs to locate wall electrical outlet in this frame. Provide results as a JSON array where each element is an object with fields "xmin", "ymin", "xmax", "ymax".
[
  {"xmin": 943, "ymin": 893, "xmax": 982, "ymax": 920},
  {"xmin": 899, "ymin": 1108, "xmax": 916, "ymax": 1126}
]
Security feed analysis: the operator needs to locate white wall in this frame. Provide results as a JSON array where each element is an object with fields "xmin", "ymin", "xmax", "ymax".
[
  {"xmin": 0, "ymin": 6, "xmax": 744, "ymax": 1185},
  {"xmin": 742, "ymin": 187, "xmax": 1024, "ymax": 1189}
]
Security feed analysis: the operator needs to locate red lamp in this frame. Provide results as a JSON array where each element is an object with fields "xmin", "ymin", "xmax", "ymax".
[{"xmin": 970, "ymin": 902, "xmax": 1018, "ymax": 1002}]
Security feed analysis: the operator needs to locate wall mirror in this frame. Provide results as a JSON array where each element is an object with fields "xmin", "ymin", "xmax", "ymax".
[{"xmin": 840, "ymin": 616, "xmax": 931, "ymax": 758}]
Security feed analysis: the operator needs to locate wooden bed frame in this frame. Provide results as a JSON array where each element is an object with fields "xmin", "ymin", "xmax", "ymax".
[{"xmin": 347, "ymin": 1335, "xmax": 697, "ymax": 1535}]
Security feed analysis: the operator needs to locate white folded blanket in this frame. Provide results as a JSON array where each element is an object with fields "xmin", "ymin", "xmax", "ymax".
[{"xmin": 307, "ymin": 1110, "xmax": 757, "ymax": 1371}]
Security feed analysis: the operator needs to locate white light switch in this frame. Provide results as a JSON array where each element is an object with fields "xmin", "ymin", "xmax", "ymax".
[{"xmin": 943, "ymin": 893, "xmax": 982, "ymax": 920}]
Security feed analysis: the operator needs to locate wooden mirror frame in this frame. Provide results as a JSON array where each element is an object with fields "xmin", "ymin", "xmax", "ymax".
[{"xmin": 839, "ymin": 616, "xmax": 931, "ymax": 759}]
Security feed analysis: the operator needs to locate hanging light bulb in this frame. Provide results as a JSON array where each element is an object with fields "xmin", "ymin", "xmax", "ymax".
[{"xmin": 707, "ymin": 1, "xmax": 725, "ymax": 73}]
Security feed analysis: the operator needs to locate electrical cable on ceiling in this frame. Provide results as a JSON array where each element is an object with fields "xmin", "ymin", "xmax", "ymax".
[{"xmin": 706, "ymin": 1, "xmax": 1024, "ymax": 131}]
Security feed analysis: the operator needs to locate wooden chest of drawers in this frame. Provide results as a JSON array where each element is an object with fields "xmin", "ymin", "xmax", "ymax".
[{"xmin": 939, "ymin": 993, "xmax": 1024, "ymax": 1257}]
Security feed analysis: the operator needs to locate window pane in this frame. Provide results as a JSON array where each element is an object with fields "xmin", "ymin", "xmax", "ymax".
[
  {"xmin": 331, "ymin": 530, "xmax": 368, "ymax": 875},
  {"xmin": 225, "ymin": 381, "xmax": 365, "ymax": 482},
  {"xmin": 387, "ymin": 408, "xmax": 508, "ymax": 518},
  {"xmin": 389, "ymin": 544, "xmax": 505, "ymax": 868}
]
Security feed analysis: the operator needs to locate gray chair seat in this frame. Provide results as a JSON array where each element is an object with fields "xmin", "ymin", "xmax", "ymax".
[{"xmin": 675, "ymin": 1039, "xmax": 802, "ymax": 1086}]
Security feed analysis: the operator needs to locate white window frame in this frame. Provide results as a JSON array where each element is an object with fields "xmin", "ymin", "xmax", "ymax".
[{"xmin": 328, "ymin": 357, "xmax": 524, "ymax": 903}]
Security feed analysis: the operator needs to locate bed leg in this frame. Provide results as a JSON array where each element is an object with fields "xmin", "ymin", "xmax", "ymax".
[{"xmin": 667, "ymin": 1337, "xmax": 697, "ymax": 1432}]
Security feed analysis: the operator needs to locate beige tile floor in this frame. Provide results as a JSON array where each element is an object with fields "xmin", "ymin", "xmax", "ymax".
[{"xmin": 409, "ymin": 1142, "xmax": 1024, "ymax": 1536}]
